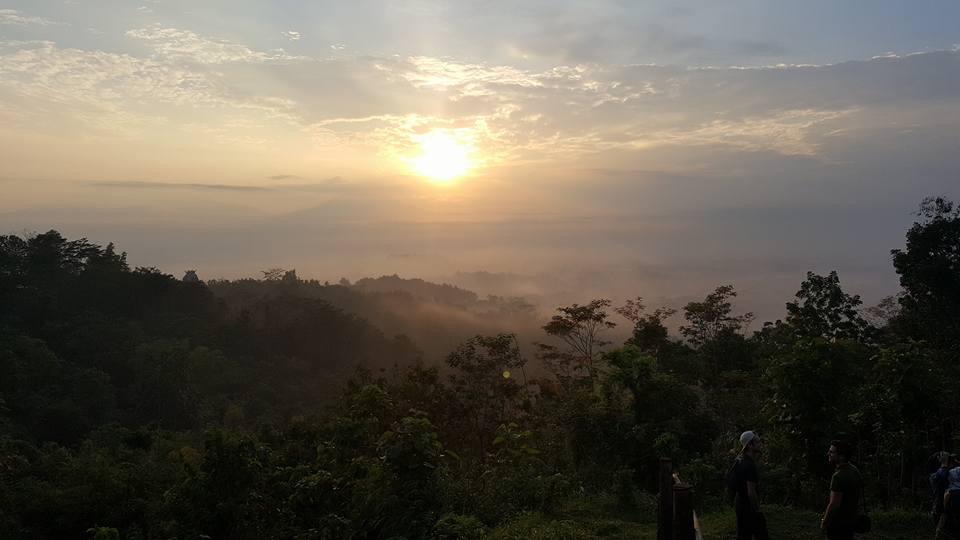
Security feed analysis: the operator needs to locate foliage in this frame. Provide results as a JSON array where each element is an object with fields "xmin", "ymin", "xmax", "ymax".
[
  {"xmin": 786, "ymin": 271, "xmax": 870, "ymax": 341},
  {"xmin": 1, "ymin": 198, "xmax": 959, "ymax": 537},
  {"xmin": 892, "ymin": 196, "xmax": 960, "ymax": 348},
  {"xmin": 539, "ymin": 299, "xmax": 616, "ymax": 381},
  {"xmin": 679, "ymin": 285, "xmax": 754, "ymax": 348}
]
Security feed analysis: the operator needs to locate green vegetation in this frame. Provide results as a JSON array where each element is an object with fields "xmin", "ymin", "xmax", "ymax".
[
  {"xmin": 2, "ymin": 196, "xmax": 958, "ymax": 538},
  {"xmin": 489, "ymin": 504, "xmax": 928, "ymax": 539}
]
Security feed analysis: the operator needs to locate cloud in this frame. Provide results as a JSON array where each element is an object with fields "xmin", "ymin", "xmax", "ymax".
[
  {"xmin": 2, "ymin": 8, "xmax": 959, "ymax": 326},
  {"xmin": 402, "ymin": 56, "xmax": 545, "ymax": 93},
  {"xmin": 0, "ymin": 39, "xmax": 304, "ymax": 142},
  {"xmin": 126, "ymin": 26, "xmax": 300, "ymax": 64},
  {"xmin": 0, "ymin": 41, "xmax": 217, "ymax": 108},
  {"xmin": 0, "ymin": 9, "xmax": 63, "ymax": 26},
  {"xmin": 87, "ymin": 177, "xmax": 351, "ymax": 193},
  {"xmin": 3, "ymin": 30, "xmax": 960, "ymax": 190},
  {"xmin": 90, "ymin": 181, "xmax": 271, "ymax": 191},
  {"xmin": 281, "ymin": 31, "xmax": 301, "ymax": 41}
]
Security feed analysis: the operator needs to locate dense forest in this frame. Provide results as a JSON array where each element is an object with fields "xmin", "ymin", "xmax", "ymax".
[{"xmin": 1, "ymin": 196, "xmax": 959, "ymax": 538}]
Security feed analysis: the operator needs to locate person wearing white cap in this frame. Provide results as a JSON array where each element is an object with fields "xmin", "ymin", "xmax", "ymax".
[{"xmin": 730, "ymin": 430, "xmax": 768, "ymax": 540}]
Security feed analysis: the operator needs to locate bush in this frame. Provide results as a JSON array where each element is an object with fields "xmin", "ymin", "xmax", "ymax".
[{"xmin": 430, "ymin": 513, "xmax": 487, "ymax": 539}]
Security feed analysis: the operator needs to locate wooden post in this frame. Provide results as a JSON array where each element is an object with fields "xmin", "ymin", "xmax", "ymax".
[
  {"xmin": 673, "ymin": 483, "xmax": 695, "ymax": 540},
  {"xmin": 658, "ymin": 457, "xmax": 673, "ymax": 540}
]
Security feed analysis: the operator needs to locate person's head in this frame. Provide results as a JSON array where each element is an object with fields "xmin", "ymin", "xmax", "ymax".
[
  {"xmin": 828, "ymin": 439, "xmax": 852, "ymax": 465},
  {"xmin": 940, "ymin": 451, "xmax": 956, "ymax": 469},
  {"xmin": 740, "ymin": 430, "xmax": 761, "ymax": 456}
]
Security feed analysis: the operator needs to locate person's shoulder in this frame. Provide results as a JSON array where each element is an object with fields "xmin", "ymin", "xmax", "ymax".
[
  {"xmin": 834, "ymin": 464, "xmax": 861, "ymax": 485},
  {"xmin": 830, "ymin": 465, "xmax": 857, "ymax": 486}
]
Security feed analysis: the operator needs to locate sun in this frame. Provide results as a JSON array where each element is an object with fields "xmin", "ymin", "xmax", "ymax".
[{"xmin": 408, "ymin": 130, "xmax": 473, "ymax": 182}]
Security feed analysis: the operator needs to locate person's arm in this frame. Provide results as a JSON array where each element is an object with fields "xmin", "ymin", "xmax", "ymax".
[
  {"xmin": 821, "ymin": 491, "xmax": 843, "ymax": 530},
  {"xmin": 746, "ymin": 481, "xmax": 760, "ymax": 512}
]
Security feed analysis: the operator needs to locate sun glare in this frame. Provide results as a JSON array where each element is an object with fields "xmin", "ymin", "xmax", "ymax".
[{"xmin": 409, "ymin": 130, "xmax": 473, "ymax": 182}]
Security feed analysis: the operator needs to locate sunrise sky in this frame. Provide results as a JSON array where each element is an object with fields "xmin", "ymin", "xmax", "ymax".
[{"xmin": 3, "ymin": 0, "xmax": 960, "ymax": 319}]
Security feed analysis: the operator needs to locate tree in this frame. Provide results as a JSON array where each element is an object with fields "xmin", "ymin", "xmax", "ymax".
[
  {"xmin": 446, "ymin": 334, "xmax": 527, "ymax": 458},
  {"xmin": 680, "ymin": 285, "xmax": 753, "ymax": 348},
  {"xmin": 892, "ymin": 197, "xmax": 960, "ymax": 347},
  {"xmin": 539, "ymin": 299, "xmax": 616, "ymax": 381},
  {"xmin": 261, "ymin": 268, "xmax": 287, "ymax": 281},
  {"xmin": 615, "ymin": 297, "xmax": 677, "ymax": 357},
  {"xmin": 763, "ymin": 339, "xmax": 872, "ymax": 482},
  {"xmin": 603, "ymin": 345, "xmax": 716, "ymax": 487},
  {"xmin": 863, "ymin": 295, "xmax": 902, "ymax": 329},
  {"xmin": 785, "ymin": 271, "xmax": 870, "ymax": 341}
]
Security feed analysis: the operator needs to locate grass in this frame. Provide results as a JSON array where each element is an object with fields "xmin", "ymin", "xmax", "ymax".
[{"xmin": 488, "ymin": 499, "xmax": 932, "ymax": 539}]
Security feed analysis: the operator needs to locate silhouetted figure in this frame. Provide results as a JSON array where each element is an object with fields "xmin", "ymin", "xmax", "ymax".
[
  {"xmin": 183, "ymin": 270, "xmax": 200, "ymax": 283},
  {"xmin": 821, "ymin": 440, "xmax": 862, "ymax": 540},
  {"xmin": 932, "ymin": 452, "xmax": 956, "ymax": 528},
  {"xmin": 938, "ymin": 468, "xmax": 960, "ymax": 540},
  {"xmin": 731, "ymin": 431, "xmax": 769, "ymax": 540}
]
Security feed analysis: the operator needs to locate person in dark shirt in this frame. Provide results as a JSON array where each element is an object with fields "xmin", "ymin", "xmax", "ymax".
[
  {"xmin": 733, "ymin": 430, "xmax": 769, "ymax": 540},
  {"xmin": 932, "ymin": 452, "xmax": 956, "ymax": 528},
  {"xmin": 938, "ymin": 467, "xmax": 960, "ymax": 540},
  {"xmin": 822, "ymin": 440, "xmax": 862, "ymax": 540}
]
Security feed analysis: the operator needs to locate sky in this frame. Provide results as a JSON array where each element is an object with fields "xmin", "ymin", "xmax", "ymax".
[{"xmin": 2, "ymin": 0, "xmax": 960, "ymax": 322}]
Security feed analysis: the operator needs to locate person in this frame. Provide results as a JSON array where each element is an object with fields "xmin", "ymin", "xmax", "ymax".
[
  {"xmin": 932, "ymin": 452, "xmax": 956, "ymax": 528},
  {"xmin": 732, "ymin": 430, "xmax": 769, "ymax": 540},
  {"xmin": 938, "ymin": 467, "xmax": 960, "ymax": 540},
  {"xmin": 821, "ymin": 440, "xmax": 862, "ymax": 540}
]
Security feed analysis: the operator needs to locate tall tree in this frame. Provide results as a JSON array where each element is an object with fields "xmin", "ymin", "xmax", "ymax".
[
  {"xmin": 539, "ymin": 299, "xmax": 616, "ymax": 382},
  {"xmin": 446, "ymin": 334, "xmax": 527, "ymax": 457},
  {"xmin": 785, "ymin": 271, "xmax": 870, "ymax": 341},
  {"xmin": 616, "ymin": 297, "xmax": 677, "ymax": 357},
  {"xmin": 680, "ymin": 285, "xmax": 753, "ymax": 348},
  {"xmin": 892, "ymin": 197, "xmax": 960, "ymax": 347}
]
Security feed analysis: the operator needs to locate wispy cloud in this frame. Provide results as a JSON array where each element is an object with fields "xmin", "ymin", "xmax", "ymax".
[
  {"xmin": 401, "ymin": 56, "xmax": 545, "ymax": 92},
  {"xmin": 88, "ymin": 177, "xmax": 349, "ymax": 192},
  {"xmin": 0, "ymin": 9, "xmax": 63, "ymax": 26},
  {"xmin": 0, "ymin": 39, "xmax": 300, "ymax": 140},
  {"xmin": 126, "ymin": 26, "xmax": 300, "ymax": 64},
  {"xmin": 4, "ymin": 25, "xmax": 960, "ymax": 179},
  {"xmin": 90, "ymin": 181, "xmax": 271, "ymax": 191},
  {"xmin": 281, "ymin": 30, "xmax": 301, "ymax": 41}
]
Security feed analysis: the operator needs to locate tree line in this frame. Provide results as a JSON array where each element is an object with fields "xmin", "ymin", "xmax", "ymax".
[{"xmin": 0, "ymin": 196, "xmax": 958, "ymax": 538}]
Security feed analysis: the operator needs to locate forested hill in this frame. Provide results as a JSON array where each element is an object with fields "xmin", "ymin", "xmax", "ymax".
[
  {"xmin": 352, "ymin": 274, "xmax": 479, "ymax": 306},
  {"xmin": 207, "ymin": 272, "xmax": 541, "ymax": 361},
  {"xmin": 0, "ymin": 231, "xmax": 425, "ymax": 445},
  {"xmin": 1, "ymin": 197, "xmax": 959, "ymax": 538}
]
